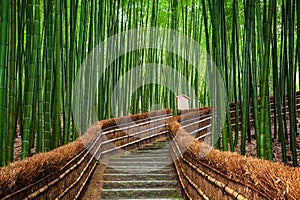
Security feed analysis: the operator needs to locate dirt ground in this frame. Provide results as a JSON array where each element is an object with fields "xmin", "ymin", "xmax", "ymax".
[
  {"xmin": 13, "ymin": 134, "xmax": 36, "ymax": 162},
  {"xmin": 233, "ymin": 123, "xmax": 300, "ymax": 166}
]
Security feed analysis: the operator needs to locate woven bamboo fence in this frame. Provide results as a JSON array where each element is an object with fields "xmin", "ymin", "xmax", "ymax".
[
  {"xmin": 168, "ymin": 98, "xmax": 300, "ymax": 199},
  {"xmin": 0, "ymin": 109, "xmax": 172, "ymax": 199}
]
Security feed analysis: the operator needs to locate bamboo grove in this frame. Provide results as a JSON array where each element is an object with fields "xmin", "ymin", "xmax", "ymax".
[{"xmin": 0, "ymin": 0, "xmax": 299, "ymax": 167}]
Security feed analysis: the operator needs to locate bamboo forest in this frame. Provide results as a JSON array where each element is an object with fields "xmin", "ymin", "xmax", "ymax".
[{"xmin": 0, "ymin": 0, "xmax": 300, "ymax": 199}]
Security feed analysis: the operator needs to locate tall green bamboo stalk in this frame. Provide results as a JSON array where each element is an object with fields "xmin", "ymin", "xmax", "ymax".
[
  {"xmin": 34, "ymin": 0, "xmax": 42, "ymax": 153},
  {"xmin": 16, "ymin": 0, "xmax": 26, "ymax": 154},
  {"xmin": 241, "ymin": 0, "xmax": 251, "ymax": 155},
  {"xmin": 52, "ymin": 0, "xmax": 62, "ymax": 148},
  {"xmin": 250, "ymin": 0, "xmax": 260, "ymax": 156},
  {"xmin": 286, "ymin": 0, "xmax": 298, "ymax": 166},
  {"xmin": 71, "ymin": 0, "xmax": 79, "ymax": 141},
  {"xmin": 273, "ymin": 0, "xmax": 287, "ymax": 163},
  {"xmin": 44, "ymin": 0, "xmax": 54, "ymax": 152},
  {"xmin": 0, "ymin": 0, "xmax": 9, "ymax": 166},
  {"xmin": 65, "ymin": 0, "xmax": 78, "ymax": 144},
  {"xmin": 22, "ymin": 0, "xmax": 35, "ymax": 159},
  {"xmin": 7, "ymin": 0, "xmax": 17, "ymax": 163},
  {"xmin": 231, "ymin": 0, "xmax": 240, "ymax": 147},
  {"xmin": 259, "ymin": 0, "xmax": 274, "ymax": 160}
]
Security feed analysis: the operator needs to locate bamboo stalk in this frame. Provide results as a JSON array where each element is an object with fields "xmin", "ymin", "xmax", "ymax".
[
  {"xmin": 0, "ymin": 0, "xmax": 10, "ymax": 165},
  {"xmin": 7, "ymin": 0, "xmax": 17, "ymax": 163}
]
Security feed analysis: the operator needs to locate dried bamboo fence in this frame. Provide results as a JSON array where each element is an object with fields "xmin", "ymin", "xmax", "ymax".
[
  {"xmin": 0, "ymin": 109, "xmax": 172, "ymax": 199},
  {"xmin": 168, "ymin": 94, "xmax": 300, "ymax": 199}
]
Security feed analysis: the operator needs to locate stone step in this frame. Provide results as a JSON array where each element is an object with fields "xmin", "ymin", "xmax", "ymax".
[
  {"xmin": 131, "ymin": 149, "xmax": 170, "ymax": 154},
  {"xmin": 101, "ymin": 188, "xmax": 180, "ymax": 199},
  {"xmin": 136, "ymin": 145, "xmax": 170, "ymax": 150},
  {"xmin": 106, "ymin": 165, "xmax": 172, "ymax": 170},
  {"xmin": 103, "ymin": 173, "xmax": 175, "ymax": 181},
  {"xmin": 110, "ymin": 155, "xmax": 171, "ymax": 160},
  {"xmin": 131, "ymin": 152, "xmax": 170, "ymax": 156},
  {"xmin": 136, "ymin": 144, "xmax": 170, "ymax": 148},
  {"xmin": 103, "ymin": 180, "xmax": 178, "ymax": 189},
  {"xmin": 107, "ymin": 165, "xmax": 169, "ymax": 169},
  {"xmin": 112, "ymin": 154, "xmax": 172, "ymax": 159},
  {"xmin": 107, "ymin": 161, "xmax": 168, "ymax": 166},
  {"xmin": 133, "ymin": 144, "xmax": 169, "ymax": 148},
  {"xmin": 122, "ymin": 149, "xmax": 171, "ymax": 154},
  {"xmin": 104, "ymin": 166, "xmax": 172, "ymax": 174}
]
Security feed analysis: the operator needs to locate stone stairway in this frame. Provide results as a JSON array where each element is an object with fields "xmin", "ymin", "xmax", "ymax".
[{"xmin": 101, "ymin": 139, "xmax": 183, "ymax": 199}]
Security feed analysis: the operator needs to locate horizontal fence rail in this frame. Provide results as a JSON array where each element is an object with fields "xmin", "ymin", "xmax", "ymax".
[{"xmin": 178, "ymin": 95, "xmax": 300, "ymax": 142}]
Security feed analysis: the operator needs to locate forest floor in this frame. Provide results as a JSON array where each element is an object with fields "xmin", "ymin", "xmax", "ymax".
[
  {"xmin": 13, "ymin": 135, "xmax": 22, "ymax": 162},
  {"xmin": 13, "ymin": 135, "xmax": 36, "ymax": 162},
  {"xmin": 13, "ymin": 121, "xmax": 37, "ymax": 162},
  {"xmin": 234, "ymin": 122, "xmax": 300, "ymax": 166}
]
